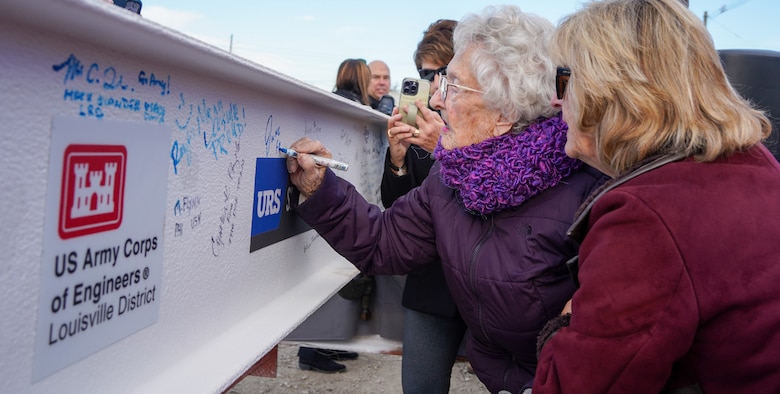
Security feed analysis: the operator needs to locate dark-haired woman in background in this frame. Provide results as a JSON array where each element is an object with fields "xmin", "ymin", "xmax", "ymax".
[{"xmin": 333, "ymin": 58, "xmax": 372, "ymax": 105}]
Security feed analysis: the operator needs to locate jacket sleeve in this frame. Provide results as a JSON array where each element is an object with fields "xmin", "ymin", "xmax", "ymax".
[
  {"xmin": 296, "ymin": 169, "xmax": 439, "ymax": 275},
  {"xmin": 534, "ymin": 189, "xmax": 699, "ymax": 393}
]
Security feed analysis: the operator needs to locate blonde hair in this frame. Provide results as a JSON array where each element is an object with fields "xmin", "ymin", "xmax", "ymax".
[{"xmin": 552, "ymin": 0, "xmax": 772, "ymax": 174}]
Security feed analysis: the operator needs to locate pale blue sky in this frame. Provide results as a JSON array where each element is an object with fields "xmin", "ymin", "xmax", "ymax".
[{"xmin": 143, "ymin": 1, "xmax": 780, "ymax": 92}]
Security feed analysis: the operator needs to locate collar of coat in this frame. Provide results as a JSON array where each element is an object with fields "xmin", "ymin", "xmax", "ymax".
[{"xmin": 566, "ymin": 152, "xmax": 689, "ymax": 243}]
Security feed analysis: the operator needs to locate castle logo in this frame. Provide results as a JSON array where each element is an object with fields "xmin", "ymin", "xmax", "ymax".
[{"xmin": 59, "ymin": 144, "xmax": 127, "ymax": 239}]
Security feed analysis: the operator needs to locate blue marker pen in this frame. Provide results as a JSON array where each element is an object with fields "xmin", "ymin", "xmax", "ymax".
[{"xmin": 279, "ymin": 147, "xmax": 350, "ymax": 171}]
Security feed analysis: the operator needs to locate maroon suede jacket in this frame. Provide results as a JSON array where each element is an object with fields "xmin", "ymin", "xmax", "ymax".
[
  {"xmin": 535, "ymin": 144, "xmax": 780, "ymax": 393},
  {"xmin": 296, "ymin": 163, "xmax": 605, "ymax": 393}
]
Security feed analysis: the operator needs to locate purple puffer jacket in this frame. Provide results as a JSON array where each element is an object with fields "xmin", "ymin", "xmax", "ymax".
[{"xmin": 296, "ymin": 162, "xmax": 605, "ymax": 393}]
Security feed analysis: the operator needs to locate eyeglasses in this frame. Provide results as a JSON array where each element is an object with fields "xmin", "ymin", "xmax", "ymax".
[
  {"xmin": 439, "ymin": 75, "xmax": 483, "ymax": 102},
  {"xmin": 556, "ymin": 67, "xmax": 571, "ymax": 100},
  {"xmin": 418, "ymin": 66, "xmax": 447, "ymax": 82}
]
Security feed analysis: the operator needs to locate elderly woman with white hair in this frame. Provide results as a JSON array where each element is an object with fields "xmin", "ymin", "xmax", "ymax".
[{"xmin": 284, "ymin": 5, "xmax": 606, "ymax": 392}]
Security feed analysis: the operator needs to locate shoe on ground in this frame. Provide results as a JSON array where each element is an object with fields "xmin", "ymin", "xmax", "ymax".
[
  {"xmin": 297, "ymin": 346, "xmax": 347, "ymax": 373},
  {"xmin": 315, "ymin": 348, "xmax": 359, "ymax": 361}
]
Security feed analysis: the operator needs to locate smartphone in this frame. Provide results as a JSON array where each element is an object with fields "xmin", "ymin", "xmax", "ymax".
[{"xmin": 398, "ymin": 77, "xmax": 431, "ymax": 128}]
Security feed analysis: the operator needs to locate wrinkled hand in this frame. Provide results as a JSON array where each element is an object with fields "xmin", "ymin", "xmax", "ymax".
[{"xmin": 285, "ymin": 137, "xmax": 329, "ymax": 198}]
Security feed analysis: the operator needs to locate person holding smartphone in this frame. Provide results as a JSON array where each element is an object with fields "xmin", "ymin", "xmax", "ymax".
[
  {"xmin": 380, "ymin": 19, "xmax": 468, "ymax": 394},
  {"xmin": 382, "ymin": 20, "xmax": 453, "ymax": 193}
]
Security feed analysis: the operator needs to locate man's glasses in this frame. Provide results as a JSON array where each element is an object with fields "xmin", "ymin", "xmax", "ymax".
[
  {"xmin": 418, "ymin": 66, "xmax": 448, "ymax": 82},
  {"xmin": 556, "ymin": 67, "xmax": 571, "ymax": 100},
  {"xmin": 439, "ymin": 75, "xmax": 483, "ymax": 103}
]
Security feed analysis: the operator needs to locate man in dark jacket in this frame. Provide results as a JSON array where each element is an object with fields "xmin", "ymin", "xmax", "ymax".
[{"xmin": 367, "ymin": 60, "xmax": 394, "ymax": 115}]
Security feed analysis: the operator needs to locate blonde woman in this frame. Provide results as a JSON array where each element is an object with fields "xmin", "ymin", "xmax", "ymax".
[{"xmin": 534, "ymin": 0, "xmax": 780, "ymax": 392}]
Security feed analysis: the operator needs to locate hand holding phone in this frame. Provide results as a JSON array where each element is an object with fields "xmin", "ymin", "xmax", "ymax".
[{"xmin": 398, "ymin": 77, "xmax": 431, "ymax": 128}]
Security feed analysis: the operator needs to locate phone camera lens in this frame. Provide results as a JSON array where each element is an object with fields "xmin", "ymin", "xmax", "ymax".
[{"xmin": 403, "ymin": 80, "xmax": 419, "ymax": 95}]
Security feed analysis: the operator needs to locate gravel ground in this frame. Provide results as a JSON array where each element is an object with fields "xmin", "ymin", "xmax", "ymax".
[{"xmin": 228, "ymin": 340, "xmax": 489, "ymax": 394}]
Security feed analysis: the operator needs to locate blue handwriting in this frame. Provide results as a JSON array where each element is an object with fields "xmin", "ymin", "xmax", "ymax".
[
  {"xmin": 138, "ymin": 71, "xmax": 171, "ymax": 96},
  {"xmin": 53, "ymin": 54, "xmax": 170, "ymax": 122},
  {"xmin": 171, "ymin": 95, "xmax": 246, "ymax": 174},
  {"xmin": 263, "ymin": 116, "xmax": 282, "ymax": 157},
  {"xmin": 200, "ymin": 99, "xmax": 246, "ymax": 160}
]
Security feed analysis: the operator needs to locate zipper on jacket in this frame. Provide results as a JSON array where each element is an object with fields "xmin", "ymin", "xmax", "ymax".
[
  {"xmin": 502, "ymin": 355, "xmax": 517, "ymax": 391},
  {"xmin": 470, "ymin": 216, "xmax": 494, "ymax": 342}
]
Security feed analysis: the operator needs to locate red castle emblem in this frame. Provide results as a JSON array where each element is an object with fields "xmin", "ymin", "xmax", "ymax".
[{"xmin": 58, "ymin": 144, "xmax": 126, "ymax": 239}]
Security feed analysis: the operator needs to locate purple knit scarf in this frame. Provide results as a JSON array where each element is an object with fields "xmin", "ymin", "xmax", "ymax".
[{"xmin": 433, "ymin": 114, "xmax": 581, "ymax": 215}]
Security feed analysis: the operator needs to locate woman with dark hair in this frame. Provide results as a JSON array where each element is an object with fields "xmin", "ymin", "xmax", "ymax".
[{"xmin": 333, "ymin": 58, "xmax": 371, "ymax": 105}]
